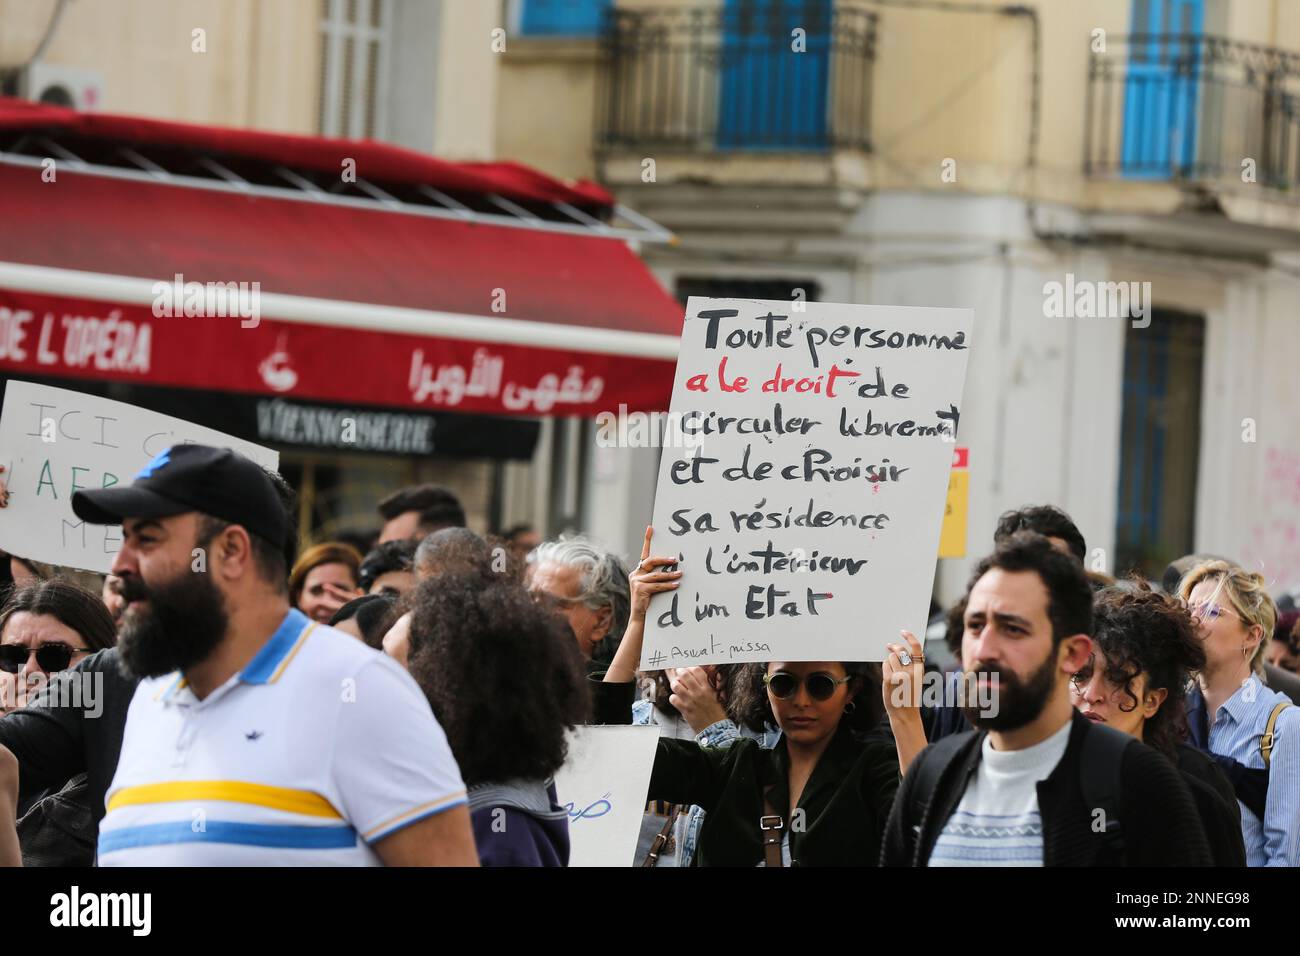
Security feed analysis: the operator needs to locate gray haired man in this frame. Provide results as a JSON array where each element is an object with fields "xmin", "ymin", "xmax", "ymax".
[{"xmin": 529, "ymin": 538, "xmax": 630, "ymax": 673}]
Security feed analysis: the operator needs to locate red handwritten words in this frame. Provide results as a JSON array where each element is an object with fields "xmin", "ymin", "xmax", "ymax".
[{"xmin": 685, "ymin": 359, "xmax": 911, "ymax": 401}]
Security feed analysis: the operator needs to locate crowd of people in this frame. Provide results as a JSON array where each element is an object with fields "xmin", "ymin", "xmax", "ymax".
[{"xmin": 0, "ymin": 449, "xmax": 1296, "ymax": 867}]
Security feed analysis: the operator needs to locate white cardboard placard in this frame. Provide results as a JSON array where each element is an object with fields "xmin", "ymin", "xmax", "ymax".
[
  {"xmin": 0, "ymin": 380, "xmax": 280, "ymax": 574},
  {"xmin": 553, "ymin": 725, "xmax": 659, "ymax": 868},
  {"xmin": 642, "ymin": 297, "xmax": 972, "ymax": 667}
]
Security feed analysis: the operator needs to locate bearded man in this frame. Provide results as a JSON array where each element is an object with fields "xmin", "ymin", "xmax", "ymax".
[
  {"xmin": 71, "ymin": 445, "xmax": 477, "ymax": 866},
  {"xmin": 882, "ymin": 532, "xmax": 1213, "ymax": 867}
]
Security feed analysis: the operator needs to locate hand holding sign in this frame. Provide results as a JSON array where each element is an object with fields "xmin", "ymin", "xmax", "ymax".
[
  {"xmin": 604, "ymin": 526, "xmax": 681, "ymax": 684},
  {"xmin": 630, "ymin": 526, "xmax": 682, "ymax": 623},
  {"xmin": 882, "ymin": 629, "xmax": 926, "ymax": 714}
]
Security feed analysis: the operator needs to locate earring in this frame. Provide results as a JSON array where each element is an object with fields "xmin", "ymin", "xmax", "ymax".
[{"xmin": 844, "ymin": 701, "xmax": 856, "ymax": 715}]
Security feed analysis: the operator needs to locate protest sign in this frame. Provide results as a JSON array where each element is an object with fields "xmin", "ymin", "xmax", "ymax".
[
  {"xmin": 643, "ymin": 298, "xmax": 972, "ymax": 667},
  {"xmin": 553, "ymin": 725, "xmax": 659, "ymax": 868},
  {"xmin": 0, "ymin": 380, "xmax": 279, "ymax": 574}
]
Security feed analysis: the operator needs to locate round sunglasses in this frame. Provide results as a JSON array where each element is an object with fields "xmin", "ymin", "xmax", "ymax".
[
  {"xmin": 0, "ymin": 642, "xmax": 90, "ymax": 675},
  {"xmin": 763, "ymin": 671, "xmax": 851, "ymax": 701}
]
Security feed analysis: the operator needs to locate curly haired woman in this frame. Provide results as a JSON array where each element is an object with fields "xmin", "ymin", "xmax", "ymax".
[
  {"xmin": 402, "ymin": 574, "xmax": 589, "ymax": 866},
  {"xmin": 1070, "ymin": 581, "xmax": 1245, "ymax": 866}
]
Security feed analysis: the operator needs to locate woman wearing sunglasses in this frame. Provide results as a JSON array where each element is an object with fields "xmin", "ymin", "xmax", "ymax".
[
  {"xmin": 1070, "ymin": 582, "xmax": 1246, "ymax": 866},
  {"xmin": 594, "ymin": 527, "xmax": 901, "ymax": 866},
  {"xmin": 0, "ymin": 579, "xmax": 116, "ymax": 867},
  {"xmin": 0, "ymin": 580, "xmax": 116, "ymax": 716},
  {"xmin": 1179, "ymin": 561, "xmax": 1300, "ymax": 866}
]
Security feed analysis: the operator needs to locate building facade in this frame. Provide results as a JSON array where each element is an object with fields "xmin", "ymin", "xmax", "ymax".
[
  {"xmin": 7, "ymin": 0, "xmax": 1300, "ymax": 599},
  {"xmin": 498, "ymin": 0, "xmax": 1300, "ymax": 601},
  {"xmin": 0, "ymin": 0, "xmax": 675, "ymax": 555}
]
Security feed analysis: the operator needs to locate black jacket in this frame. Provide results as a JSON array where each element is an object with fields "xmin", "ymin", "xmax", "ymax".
[
  {"xmin": 881, "ymin": 711, "xmax": 1214, "ymax": 866},
  {"xmin": 1172, "ymin": 743, "xmax": 1246, "ymax": 867},
  {"xmin": 0, "ymin": 648, "xmax": 136, "ymax": 836},
  {"xmin": 650, "ymin": 725, "xmax": 899, "ymax": 866},
  {"xmin": 590, "ymin": 675, "xmax": 899, "ymax": 866}
]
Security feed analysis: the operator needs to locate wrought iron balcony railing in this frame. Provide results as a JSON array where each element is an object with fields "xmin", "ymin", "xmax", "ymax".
[
  {"xmin": 1086, "ymin": 33, "xmax": 1300, "ymax": 191},
  {"xmin": 597, "ymin": 2, "xmax": 877, "ymax": 154}
]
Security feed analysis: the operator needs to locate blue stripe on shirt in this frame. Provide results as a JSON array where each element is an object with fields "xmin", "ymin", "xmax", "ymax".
[
  {"xmin": 929, "ymin": 843, "xmax": 1045, "ymax": 861},
  {"xmin": 99, "ymin": 821, "xmax": 358, "ymax": 854}
]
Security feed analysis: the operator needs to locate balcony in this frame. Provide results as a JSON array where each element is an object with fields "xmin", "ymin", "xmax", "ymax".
[
  {"xmin": 596, "ymin": 2, "xmax": 877, "ymax": 155},
  {"xmin": 1085, "ymin": 33, "xmax": 1300, "ymax": 193}
]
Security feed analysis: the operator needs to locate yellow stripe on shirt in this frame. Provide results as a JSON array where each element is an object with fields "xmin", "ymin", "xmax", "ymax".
[{"xmin": 107, "ymin": 780, "xmax": 343, "ymax": 819}]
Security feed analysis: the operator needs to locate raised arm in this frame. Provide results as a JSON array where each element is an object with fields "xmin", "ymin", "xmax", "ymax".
[
  {"xmin": 882, "ymin": 630, "xmax": 929, "ymax": 776},
  {"xmin": 603, "ymin": 526, "xmax": 681, "ymax": 684}
]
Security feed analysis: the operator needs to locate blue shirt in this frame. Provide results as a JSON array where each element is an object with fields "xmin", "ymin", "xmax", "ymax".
[{"xmin": 1189, "ymin": 675, "xmax": 1300, "ymax": 866}]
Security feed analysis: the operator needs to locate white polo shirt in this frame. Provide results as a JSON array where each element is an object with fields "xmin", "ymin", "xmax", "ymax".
[{"xmin": 98, "ymin": 608, "xmax": 466, "ymax": 866}]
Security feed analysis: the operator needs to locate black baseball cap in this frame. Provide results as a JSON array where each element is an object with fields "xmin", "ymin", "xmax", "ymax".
[{"xmin": 72, "ymin": 444, "xmax": 288, "ymax": 547}]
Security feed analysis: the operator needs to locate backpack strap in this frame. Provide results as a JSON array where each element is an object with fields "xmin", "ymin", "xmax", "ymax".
[
  {"xmin": 906, "ymin": 730, "xmax": 976, "ymax": 861},
  {"xmin": 1207, "ymin": 753, "xmax": 1269, "ymax": 820},
  {"xmin": 1260, "ymin": 702, "xmax": 1291, "ymax": 769},
  {"xmin": 1079, "ymin": 722, "xmax": 1133, "ymax": 858}
]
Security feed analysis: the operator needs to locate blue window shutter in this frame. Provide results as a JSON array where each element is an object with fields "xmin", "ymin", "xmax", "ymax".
[
  {"xmin": 521, "ymin": 0, "xmax": 612, "ymax": 37},
  {"xmin": 1120, "ymin": 0, "xmax": 1205, "ymax": 178}
]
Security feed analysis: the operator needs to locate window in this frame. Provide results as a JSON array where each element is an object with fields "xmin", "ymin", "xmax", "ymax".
[
  {"xmin": 675, "ymin": 276, "xmax": 822, "ymax": 306},
  {"xmin": 318, "ymin": 0, "xmax": 393, "ymax": 139},
  {"xmin": 1114, "ymin": 309, "xmax": 1205, "ymax": 578},
  {"xmin": 519, "ymin": 0, "xmax": 612, "ymax": 37}
]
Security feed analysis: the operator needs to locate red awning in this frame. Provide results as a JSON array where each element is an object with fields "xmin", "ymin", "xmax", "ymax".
[
  {"xmin": 0, "ymin": 100, "xmax": 681, "ymax": 417},
  {"xmin": 0, "ymin": 97, "xmax": 615, "ymax": 211}
]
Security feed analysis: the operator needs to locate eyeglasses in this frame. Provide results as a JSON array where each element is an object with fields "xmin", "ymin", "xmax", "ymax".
[
  {"xmin": 1188, "ymin": 601, "xmax": 1238, "ymax": 623},
  {"xmin": 763, "ymin": 671, "xmax": 852, "ymax": 701},
  {"xmin": 0, "ymin": 643, "xmax": 90, "ymax": 675}
]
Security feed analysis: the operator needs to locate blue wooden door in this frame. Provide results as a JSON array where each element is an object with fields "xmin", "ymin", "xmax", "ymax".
[
  {"xmin": 1121, "ymin": 0, "xmax": 1204, "ymax": 177},
  {"xmin": 717, "ymin": 0, "xmax": 833, "ymax": 149}
]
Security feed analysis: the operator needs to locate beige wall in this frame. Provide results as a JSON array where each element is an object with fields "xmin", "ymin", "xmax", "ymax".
[
  {"xmin": 0, "ymin": 0, "xmax": 319, "ymax": 133},
  {"xmin": 496, "ymin": 38, "xmax": 599, "ymax": 178},
  {"xmin": 434, "ymin": 0, "xmax": 502, "ymax": 160}
]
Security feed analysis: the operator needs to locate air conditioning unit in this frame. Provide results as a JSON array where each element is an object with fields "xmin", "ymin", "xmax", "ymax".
[{"xmin": 22, "ymin": 63, "xmax": 103, "ymax": 110}]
